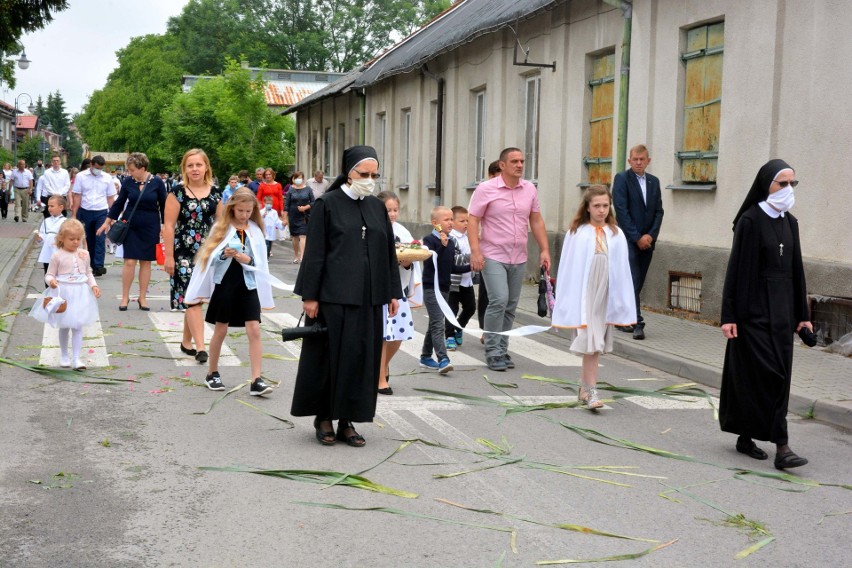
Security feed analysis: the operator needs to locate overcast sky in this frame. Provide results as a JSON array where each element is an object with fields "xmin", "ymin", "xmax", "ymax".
[{"xmin": 1, "ymin": 0, "xmax": 190, "ymax": 116}]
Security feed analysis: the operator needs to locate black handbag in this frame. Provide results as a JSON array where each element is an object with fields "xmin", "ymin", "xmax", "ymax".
[
  {"xmin": 107, "ymin": 178, "xmax": 147, "ymax": 245},
  {"xmin": 537, "ymin": 266, "xmax": 549, "ymax": 317},
  {"xmin": 798, "ymin": 327, "xmax": 817, "ymax": 347},
  {"xmin": 281, "ymin": 312, "xmax": 328, "ymax": 342}
]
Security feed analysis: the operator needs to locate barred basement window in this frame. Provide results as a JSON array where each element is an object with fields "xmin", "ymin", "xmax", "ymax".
[{"xmin": 669, "ymin": 272, "xmax": 702, "ymax": 313}]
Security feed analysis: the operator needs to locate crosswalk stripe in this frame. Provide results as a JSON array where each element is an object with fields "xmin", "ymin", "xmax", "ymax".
[
  {"xmin": 39, "ymin": 321, "xmax": 110, "ymax": 367},
  {"xmin": 625, "ymin": 395, "xmax": 719, "ymax": 410},
  {"xmin": 398, "ymin": 329, "xmax": 483, "ymax": 366},
  {"xmin": 148, "ymin": 312, "xmax": 241, "ymax": 367},
  {"xmin": 262, "ymin": 312, "xmax": 302, "ymax": 358},
  {"xmin": 463, "ymin": 322, "xmax": 582, "ymax": 367}
]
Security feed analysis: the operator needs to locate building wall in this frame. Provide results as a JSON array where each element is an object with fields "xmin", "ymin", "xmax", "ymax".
[{"xmin": 293, "ymin": 0, "xmax": 852, "ymax": 321}]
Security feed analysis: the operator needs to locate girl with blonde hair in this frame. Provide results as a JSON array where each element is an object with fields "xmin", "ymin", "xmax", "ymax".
[{"xmin": 184, "ymin": 188, "xmax": 274, "ymax": 396}]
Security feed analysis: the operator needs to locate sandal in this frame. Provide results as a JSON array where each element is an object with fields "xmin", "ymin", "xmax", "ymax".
[
  {"xmin": 336, "ymin": 420, "xmax": 366, "ymax": 447},
  {"xmin": 578, "ymin": 385, "xmax": 603, "ymax": 410},
  {"xmin": 774, "ymin": 450, "xmax": 808, "ymax": 470},
  {"xmin": 314, "ymin": 417, "xmax": 336, "ymax": 446}
]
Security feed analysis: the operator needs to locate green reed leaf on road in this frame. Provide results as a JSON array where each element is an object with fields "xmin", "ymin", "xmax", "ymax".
[
  {"xmin": 294, "ymin": 501, "xmax": 516, "ymax": 551},
  {"xmin": 0, "ymin": 356, "xmax": 137, "ymax": 385},
  {"xmin": 235, "ymin": 399, "xmax": 294, "ymax": 428},
  {"xmin": 734, "ymin": 536, "xmax": 775, "ymax": 559},
  {"xmin": 201, "ymin": 466, "xmax": 418, "ymax": 498},
  {"xmin": 536, "ymin": 539, "xmax": 678, "ymax": 564},
  {"xmin": 193, "ymin": 382, "xmax": 247, "ymax": 415},
  {"xmin": 435, "ymin": 498, "xmax": 659, "ymax": 543}
]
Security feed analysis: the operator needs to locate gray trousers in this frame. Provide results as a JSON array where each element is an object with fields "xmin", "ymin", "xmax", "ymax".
[
  {"xmin": 481, "ymin": 258, "xmax": 525, "ymax": 358},
  {"xmin": 420, "ymin": 287, "xmax": 449, "ymax": 362}
]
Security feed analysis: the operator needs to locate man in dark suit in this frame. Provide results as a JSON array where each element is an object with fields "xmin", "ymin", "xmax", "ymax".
[{"xmin": 612, "ymin": 144, "xmax": 664, "ymax": 340}]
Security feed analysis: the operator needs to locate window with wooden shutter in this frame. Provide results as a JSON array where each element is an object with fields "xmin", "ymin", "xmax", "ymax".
[
  {"xmin": 584, "ymin": 53, "xmax": 615, "ymax": 185},
  {"xmin": 678, "ymin": 22, "xmax": 724, "ymax": 183}
]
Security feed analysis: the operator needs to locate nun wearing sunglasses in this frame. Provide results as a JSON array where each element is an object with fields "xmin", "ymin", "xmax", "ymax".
[{"xmin": 719, "ymin": 159, "xmax": 813, "ymax": 471}]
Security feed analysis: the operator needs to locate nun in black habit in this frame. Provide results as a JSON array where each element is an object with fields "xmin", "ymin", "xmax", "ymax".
[
  {"xmin": 719, "ymin": 159, "xmax": 813, "ymax": 470},
  {"xmin": 290, "ymin": 145, "xmax": 402, "ymax": 447}
]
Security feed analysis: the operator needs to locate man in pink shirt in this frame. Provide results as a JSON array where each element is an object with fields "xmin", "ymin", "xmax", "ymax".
[{"xmin": 468, "ymin": 147, "xmax": 551, "ymax": 371}]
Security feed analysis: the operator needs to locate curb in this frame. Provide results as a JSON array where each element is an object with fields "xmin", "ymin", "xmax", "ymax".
[
  {"xmin": 0, "ymin": 234, "xmax": 34, "ymax": 309},
  {"xmin": 514, "ymin": 301, "xmax": 851, "ymax": 432}
]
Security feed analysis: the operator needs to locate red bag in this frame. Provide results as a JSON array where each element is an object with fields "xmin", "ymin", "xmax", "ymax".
[{"xmin": 155, "ymin": 242, "xmax": 165, "ymax": 265}]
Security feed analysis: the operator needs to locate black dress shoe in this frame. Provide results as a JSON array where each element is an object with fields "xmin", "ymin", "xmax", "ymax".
[
  {"xmin": 378, "ymin": 387, "xmax": 393, "ymax": 395},
  {"xmin": 195, "ymin": 350, "xmax": 208, "ymax": 364},
  {"xmin": 632, "ymin": 327, "xmax": 645, "ymax": 340},
  {"xmin": 118, "ymin": 304, "xmax": 128, "ymax": 311},
  {"xmin": 615, "ymin": 325, "xmax": 634, "ymax": 333},
  {"xmin": 736, "ymin": 437, "xmax": 768, "ymax": 460},
  {"xmin": 775, "ymin": 451, "xmax": 808, "ymax": 470},
  {"xmin": 180, "ymin": 343, "xmax": 197, "ymax": 356},
  {"xmin": 137, "ymin": 299, "xmax": 150, "ymax": 311}
]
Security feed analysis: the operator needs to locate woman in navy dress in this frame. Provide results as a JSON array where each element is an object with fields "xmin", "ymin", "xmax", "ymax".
[
  {"xmin": 98, "ymin": 152, "xmax": 167, "ymax": 311},
  {"xmin": 284, "ymin": 171, "xmax": 314, "ymax": 263}
]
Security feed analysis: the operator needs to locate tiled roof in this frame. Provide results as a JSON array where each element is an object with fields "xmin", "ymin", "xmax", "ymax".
[
  {"xmin": 264, "ymin": 82, "xmax": 321, "ymax": 107},
  {"xmin": 16, "ymin": 115, "xmax": 38, "ymax": 129}
]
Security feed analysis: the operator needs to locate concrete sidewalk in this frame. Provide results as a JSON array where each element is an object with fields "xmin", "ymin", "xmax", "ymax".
[
  {"xmin": 1, "ymin": 218, "xmax": 849, "ymax": 431},
  {"xmin": 513, "ymin": 280, "xmax": 852, "ymax": 431}
]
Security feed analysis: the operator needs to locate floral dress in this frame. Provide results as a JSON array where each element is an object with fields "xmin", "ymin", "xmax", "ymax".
[{"xmin": 169, "ymin": 184, "xmax": 222, "ymax": 310}]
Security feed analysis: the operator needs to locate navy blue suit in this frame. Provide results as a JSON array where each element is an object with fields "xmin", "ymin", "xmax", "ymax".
[{"xmin": 612, "ymin": 168, "xmax": 664, "ymax": 327}]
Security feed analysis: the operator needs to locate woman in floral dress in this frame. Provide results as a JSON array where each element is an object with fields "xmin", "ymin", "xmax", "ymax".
[{"xmin": 162, "ymin": 149, "xmax": 222, "ymax": 363}]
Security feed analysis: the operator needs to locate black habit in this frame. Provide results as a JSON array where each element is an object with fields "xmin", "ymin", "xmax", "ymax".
[
  {"xmin": 719, "ymin": 203, "xmax": 808, "ymax": 444},
  {"xmin": 290, "ymin": 188, "xmax": 403, "ymax": 422}
]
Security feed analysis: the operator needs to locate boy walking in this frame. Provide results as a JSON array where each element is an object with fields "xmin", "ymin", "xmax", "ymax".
[
  {"xmin": 420, "ymin": 206, "xmax": 469, "ymax": 374},
  {"xmin": 445, "ymin": 206, "xmax": 475, "ymax": 350}
]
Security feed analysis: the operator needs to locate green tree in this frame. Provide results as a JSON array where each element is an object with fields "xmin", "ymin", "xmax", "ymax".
[
  {"xmin": 168, "ymin": 0, "xmax": 452, "ymax": 73},
  {"xmin": 44, "ymin": 91, "xmax": 70, "ymax": 133},
  {"xmin": 161, "ymin": 60, "xmax": 294, "ymax": 179},
  {"xmin": 34, "ymin": 95, "xmax": 46, "ymax": 117},
  {"xmin": 16, "ymin": 135, "xmax": 42, "ymax": 166},
  {"xmin": 0, "ymin": 0, "xmax": 69, "ymax": 89},
  {"xmin": 76, "ymin": 34, "xmax": 184, "ymax": 171}
]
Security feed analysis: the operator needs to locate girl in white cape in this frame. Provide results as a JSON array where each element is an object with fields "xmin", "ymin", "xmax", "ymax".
[
  {"xmin": 377, "ymin": 190, "xmax": 423, "ymax": 395},
  {"xmin": 184, "ymin": 188, "xmax": 275, "ymax": 396},
  {"xmin": 551, "ymin": 185, "xmax": 636, "ymax": 409}
]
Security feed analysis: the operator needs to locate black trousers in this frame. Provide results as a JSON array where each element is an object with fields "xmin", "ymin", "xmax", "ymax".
[
  {"xmin": 477, "ymin": 277, "xmax": 489, "ymax": 329},
  {"xmin": 446, "ymin": 285, "xmax": 476, "ymax": 336},
  {"xmin": 627, "ymin": 244, "xmax": 654, "ymax": 327},
  {"xmin": 0, "ymin": 190, "xmax": 8, "ymax": 218}
]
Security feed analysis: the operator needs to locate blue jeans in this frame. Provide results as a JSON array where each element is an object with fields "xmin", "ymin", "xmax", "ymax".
[
  {"xmin": 77, "ymin": 208, "xmax": 107, "ymax": 269},
  {"xmin": 481, "ymin": 259, "xmax": 525, "ymax": 358},
  {"xmin": 421, "ymin": 287, "xmax": 449, "ymax": 362}
]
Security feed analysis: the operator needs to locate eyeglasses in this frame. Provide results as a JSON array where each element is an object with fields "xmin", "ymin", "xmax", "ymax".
[
  {"xmin": 353, "ymin": 169, "xmax": 381, "ymax": 180},
  {"xmin": 775, "ymin": 180, "xmax": 799, "ymax": 188}
]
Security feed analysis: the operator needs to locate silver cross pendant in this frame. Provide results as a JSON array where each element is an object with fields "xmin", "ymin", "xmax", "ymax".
[
  {"xmin": 361, "ymin": 225, "xmax": 366, "ymax": 240},
  {"xmin": 779, "ymin": 243, "xmax": 784, "ymax": 257}
]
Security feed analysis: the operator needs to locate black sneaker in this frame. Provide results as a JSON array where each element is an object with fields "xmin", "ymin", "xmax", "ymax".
[
  {"xmin": 250, "ymin": 377, "xmax": 272, "ymax": 396},
  {"xmin": 205, "ymin": 371, "xmax": 225, "ymax": 391},
  {"xmin": 195, "ymin": 350, "xmax": 209, "ymax": 364}
]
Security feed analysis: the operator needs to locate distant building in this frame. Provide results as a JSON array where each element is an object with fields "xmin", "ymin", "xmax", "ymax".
[
  {"xmin": 0, "ymin": 100, "xmax": 15, "ymax": 152},
  {"xmin": 181, "ymin": 63, "xmax": 346, "ymax": 114},
  {"xmin": 285, "ymin": 0, "xmax": 852, "ymax": 329}
]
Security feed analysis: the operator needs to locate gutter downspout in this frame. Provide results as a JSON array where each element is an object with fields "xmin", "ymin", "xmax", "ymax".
[
  {"xmin": 422, "ymin": 65, "xmax": 444, "ymax": 204},
  {"xmin": 356, "ymin": 89, "xmax": 366, "ymax": 144},
  {"xmin": 603, "ymin": 0, "xmax": 632, "ymax": 175}
]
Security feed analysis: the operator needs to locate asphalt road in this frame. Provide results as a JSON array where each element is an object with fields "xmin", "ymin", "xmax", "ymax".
[{"xmin": 1, "ymin": 242, "xmax": 850, "ymax": 567}]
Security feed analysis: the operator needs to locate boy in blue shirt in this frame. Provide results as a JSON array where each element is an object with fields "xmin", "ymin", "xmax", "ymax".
[{"xmin": 420, "ymin": 206, "xmax": 469, "ymax": 373}]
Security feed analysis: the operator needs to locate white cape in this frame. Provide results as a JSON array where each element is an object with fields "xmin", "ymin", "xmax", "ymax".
[
  {"xmin": 393, "ymin": 222, "xmax": 424, "ymax": 307},
  {"xmin": 550, "ymin": 224, "xmax": 636, "ymax": 328},
  {"xmin": 184, "ymin": 221, "xmax": 288, "ymax": 309}
]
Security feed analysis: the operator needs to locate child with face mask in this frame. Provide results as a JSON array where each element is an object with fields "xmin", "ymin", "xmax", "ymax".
[{"xmin": 261, "ymin": 195, "xmax": 284, "ymax": 258}]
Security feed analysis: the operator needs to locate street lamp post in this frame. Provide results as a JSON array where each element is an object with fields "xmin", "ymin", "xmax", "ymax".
[{"xmin": 12, "ymin": 92, "xmax": 35, "ymax": 164}]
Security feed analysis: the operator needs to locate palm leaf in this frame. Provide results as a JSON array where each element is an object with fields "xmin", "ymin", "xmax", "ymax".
[
  {"xmin": 201, "ymin": 466, "xmax": 417, "ymax": 498},
  {"xmin": 734, "ymin": 536, "xmax": 775, "ymax": 559},
  {"xmin": 0, "ymin": 356, "xmax": 136, "ymax": 385},
  {"xmin": 536, "ymin": 539, "xmax": 678, "ymax": 564},
  {"xmin": 193, "ymin": 382, "xmax": 247, "ymax": 415},
  {"xmin": 235, "ymin": 399, "xmax": 294, "ymax": 428}
]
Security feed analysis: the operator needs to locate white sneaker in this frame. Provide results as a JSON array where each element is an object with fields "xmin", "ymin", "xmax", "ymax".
[
  {"xmin": 59, "ymin": 353, "xmax": 71, "ymax": 368},
  {"xmin": 73, "ymin": 358, "xmax": 86, "ymax": 371}
]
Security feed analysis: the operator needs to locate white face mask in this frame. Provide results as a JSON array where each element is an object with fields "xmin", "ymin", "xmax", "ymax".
[
  {"xmin": 766, "ymin": 185, "xmax": 795, "ymax": 213},
  {"xmin": 349, "ymin": 177, "xmax": 375, "ymax": 197},
  {"xmin": 91, "ymin": 167, "xmax": 102, "ymax": 177},
  {"xmin": 293, "ymin": 178, "xmax": 303, "ymax": 185}
]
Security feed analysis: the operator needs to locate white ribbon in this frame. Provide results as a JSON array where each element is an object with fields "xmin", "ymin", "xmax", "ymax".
[
  {"xmin": 427, "ymin": 251, "xmax": 551, "ymax": 337},
  {"xmin": 240, "ymin": 262, "xmax": 294, "ymax": 291}
]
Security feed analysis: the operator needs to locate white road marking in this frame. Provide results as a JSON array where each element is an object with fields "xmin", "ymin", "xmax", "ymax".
[
  {"xmin": 625, "ymin": 395, "xmax": 719, "ymax": 410},
  {"xmin": 463, "ymin": 322, "xmax": 582, "ymax": 367},
  {"xmin": 398, "ymin": 329, "xmax": 483, "ymax": 366},
  {"xmin": 39, "ymin": 321, "xmax": 110, "ymax": 367},
  {"xmin": 148, "ymin": 312, "xmax": 241, "ymax": 367},
  {"xmin": 261, "ymin": 312, "xmax": 303, "ymax": 358}
]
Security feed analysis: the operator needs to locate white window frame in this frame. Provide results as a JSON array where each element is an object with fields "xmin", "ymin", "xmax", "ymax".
[
  {"xmin": 524, "ymin": 75, "xmax": 541, "ymax": 181},
  {"xmin": 474, "ymin": 90, "xmax": 487, "ymax": 182},
  {"xmin": 376, "ymin": 113, "xmax": 387, "ymax": 183},
  {"xmin": 401, "ymin": 109, "xmax": 411, "ymax": 186},
  {"xmin": 323, "ymin": 127, "xmax": 332, "ymax": 175}
]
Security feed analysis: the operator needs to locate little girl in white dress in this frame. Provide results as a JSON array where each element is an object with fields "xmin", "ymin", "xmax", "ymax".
[{"xmin": 31, "ymin": 219, "xmax": 102, "ymax": 370}]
